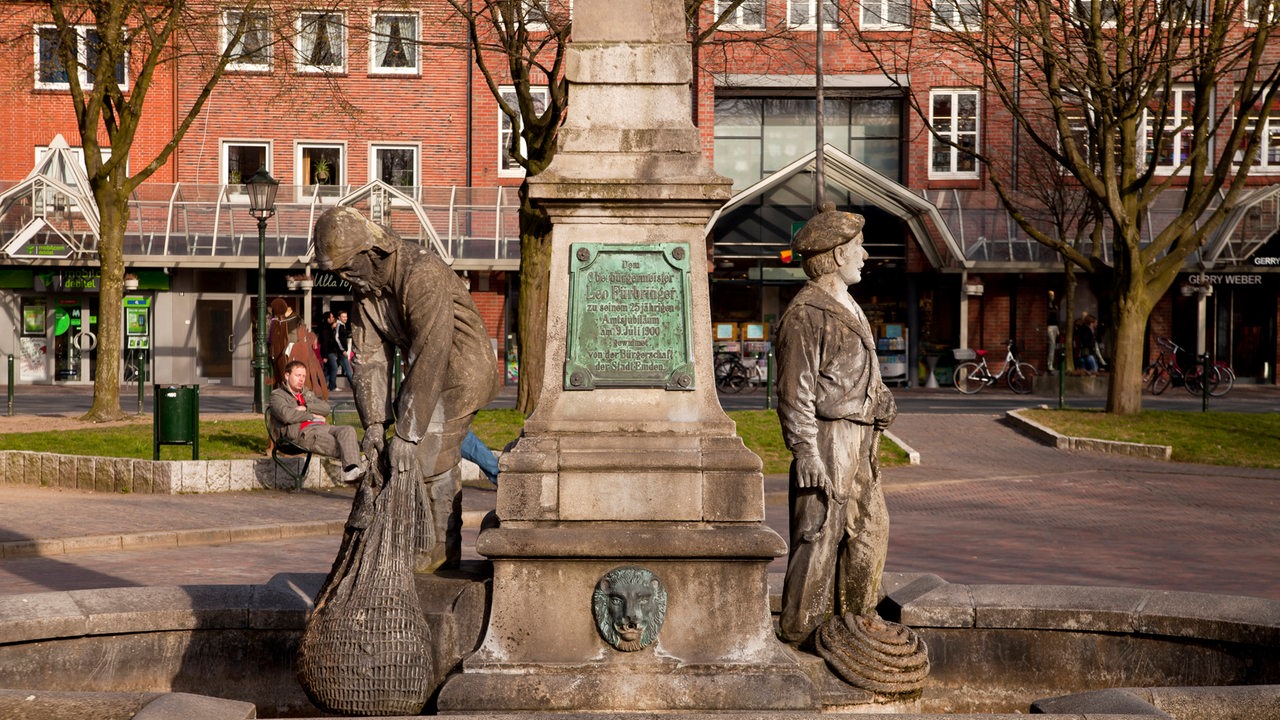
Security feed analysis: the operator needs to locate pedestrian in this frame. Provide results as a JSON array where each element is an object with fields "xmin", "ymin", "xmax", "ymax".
[
  {"xmin": 462, "ymin": 429, "xmax": 500, "ymax": 485},
  {"xmin": 319, "ymin": 311, "xmax": 339, "ymax": 391},
  {"xmin": 333, "ymin": 309, "xmax": 354, "ymax": 388},
  {"xmin": 269, "ymin": 360, "xmax": 364, "ymax": 484},
  {"xmin": 1075, "ymin": 312, "xmax": 1100, "ymax": 374}
]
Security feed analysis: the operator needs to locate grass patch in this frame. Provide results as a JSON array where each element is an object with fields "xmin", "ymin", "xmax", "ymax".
[
  {"xmin": 1022, "ymin": 408, "xmax": 1280, "ymax": 468},
  {"xmin": 0, "ymin": 407, "xmax": 908, "ymax": 473}
]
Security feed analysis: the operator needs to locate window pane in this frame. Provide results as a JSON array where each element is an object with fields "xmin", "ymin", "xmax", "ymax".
[
  {"xmin": 850, "ymin": 98, "xmax": 901, "ymax": 138},
  {"xmin": 763, "ymin": 98, "xmax": 816, "ymax": 172},
  {"xmin": 932, "ymin": 137, "xmax": 952, "ymax": 172},
  {"xmin": 852, "ymin": 138, "xmax": 900, "ymax": 180},
  {"xmin": 889, "ymin": 0, "xmax": 911, "ymax": 24},
  {"xmin": 374, "ymin": 14, "xmax": 417, "ymax": 69},
  {"xmin": 38, "ymin": 27, "xmax": 70, "ymax": 84},
  {"xmin": 376, "ymin": 147, "xmax": 416, "ymax": 186},
  {"xmin": 302, "ymin": 146, "xmax": 341, "ymax": 186},
  {"xmin": 226, "ymin": 144, "xmax": 266, "ymax": 184},
  {"xmin": 715, "ymin": 137, "xmax": 763, "ymax": 190},
  {"xmin": 300, "ymin": 12, "xmax": 343, "ymax": 69},
  {"xmin": 714, "ymin": 98, "xmax": 762, "ymax": 138},
  {"xmin": 228, "ymin": 10, "xmax": 270, "ymax": 66}
]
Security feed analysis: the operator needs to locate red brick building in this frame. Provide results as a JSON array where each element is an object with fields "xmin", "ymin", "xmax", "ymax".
[{"xmin": 0, "ymin": 0, "xmax": 1276, "ymax": 389}]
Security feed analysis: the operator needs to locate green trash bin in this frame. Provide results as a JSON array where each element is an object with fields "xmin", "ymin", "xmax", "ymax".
[{"xmin": 153, "ymin": 384, "xmax": 199, "ymax": 460}]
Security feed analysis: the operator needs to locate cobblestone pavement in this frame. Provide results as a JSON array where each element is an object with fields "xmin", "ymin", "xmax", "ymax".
[{"xmin": 0, "ymin": 412, "xmax": 1276, "ymax": 601}]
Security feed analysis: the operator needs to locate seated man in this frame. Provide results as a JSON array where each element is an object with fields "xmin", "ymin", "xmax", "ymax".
[{"xmin": 270, "ymin": 360, "xmax": 365, "ymax": 484}]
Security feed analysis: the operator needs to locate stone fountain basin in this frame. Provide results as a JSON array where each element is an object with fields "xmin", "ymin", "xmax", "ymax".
[{"xmin": 0, "ymin": 570, "xmax": 1275, "ymax": 718}]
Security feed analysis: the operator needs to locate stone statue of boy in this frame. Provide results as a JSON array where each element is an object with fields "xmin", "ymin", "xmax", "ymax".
[
  {"xmin": 315, "ymin": 206, "xmax": 500, "ymax": 571},
  {"xmin": 775, "ymin": 207, "xmax": 896, "ymax": 646}
]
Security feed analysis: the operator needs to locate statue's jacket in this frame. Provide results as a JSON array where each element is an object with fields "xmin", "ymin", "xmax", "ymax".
[
  {"xmin": 349, "ymin": 244, "xmax": 500, "ymax": 445},
  {"xmin": 775, "ymin": 281, "xmax": 884, "ymax": 462}
]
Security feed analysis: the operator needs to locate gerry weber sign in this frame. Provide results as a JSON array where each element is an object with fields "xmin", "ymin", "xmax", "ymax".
[{"xmin": 1188, "ymin": 273, "xmax": 1266, "ymax": 285}]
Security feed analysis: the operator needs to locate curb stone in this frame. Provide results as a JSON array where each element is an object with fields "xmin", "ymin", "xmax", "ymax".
[{"xmin": 1005, "ymin": 407, "xmax": 1173, "ymax": 461}]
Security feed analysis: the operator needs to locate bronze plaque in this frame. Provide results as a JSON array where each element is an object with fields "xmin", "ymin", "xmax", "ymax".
[{"xmin": 565, "ymin": 243, "xmax": 694, "ymax": 390}]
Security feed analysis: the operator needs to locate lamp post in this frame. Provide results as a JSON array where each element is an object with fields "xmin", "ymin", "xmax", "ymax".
[{"xmin": 246, "ymin": 169, "xmax": 279, "ymax": 415}]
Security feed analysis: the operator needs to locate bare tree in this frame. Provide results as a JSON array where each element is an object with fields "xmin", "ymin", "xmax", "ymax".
[
  {"xmin": 847, "ymin": 0, "xmax": 1280, "ymax": 413},
  {"xmin": 446, "ymin": 0, "xmax": 794, "ymax": 414},
  {"xmin": 0, "ymin": 1, "xmax": 277, "ymax": 421}
]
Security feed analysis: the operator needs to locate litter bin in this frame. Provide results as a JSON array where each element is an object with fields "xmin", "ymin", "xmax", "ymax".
[{"xmin": 153, "ymin": 384, "xmax": 199, "ymax": 460}]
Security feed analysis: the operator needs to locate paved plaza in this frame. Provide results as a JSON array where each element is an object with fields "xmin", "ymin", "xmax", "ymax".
[{"xmin": 0, "ymin": 388, "xmax": 1276, "ymax": 602}]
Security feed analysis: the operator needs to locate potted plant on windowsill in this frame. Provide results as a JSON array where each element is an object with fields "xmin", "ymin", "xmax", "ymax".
[
  {"xmin": 312, "ymin": 158, "xmax": 331, "ymax": 185},
  {"xmin": 123, "ymin": 273, "xmax": 139, "ymax": 291}
]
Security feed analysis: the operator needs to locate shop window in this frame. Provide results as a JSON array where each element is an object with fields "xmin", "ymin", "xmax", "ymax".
[
  {"xmin": 499, "ymin": 85, "xmax": 550, "ymax": 177},
  {"xmin": 372, "ymin": 145, "xmax": 418, "ymax": 188},
  {"xmin": 1072, "ymin": 0, "xmax": 1119, "ymax": 26},
  {"xmin": 517, "ymin": 0, "xmax": 572, "ymax": 31},
  {"xmin": 222, "ymin": 141, "xmax": 269, "ymax": 186},
  {"xmin": 223, "ymin": 9, "xmax": 271, "ymax": 72},
  {"xmin": 371, "ymin": 12, "xmax": 418, "ymax": 74},
  {"xmin": 296, "ymin": 11, "xmax": 344, "ymax": 73},
  {"xmin": 929, "ymin": 89, "xmax": 979, "ymax": 178},
  {"xmin": 715, "ymin": 0, "xmax": 765, "ymax": 29},
  {"xmin": 35, "ymin": 24, "xmax": 127, "ymax": 90}
]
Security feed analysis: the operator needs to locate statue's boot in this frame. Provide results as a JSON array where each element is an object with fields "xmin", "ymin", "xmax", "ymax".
[{"xmin": 416, "ymin": 464, "xmax": 462, "ymax": 573}]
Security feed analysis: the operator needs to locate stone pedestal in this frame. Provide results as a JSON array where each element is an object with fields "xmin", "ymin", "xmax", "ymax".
[{"xmin": 436, "ymin": 0, "xmax": 815, "ymax": 711}]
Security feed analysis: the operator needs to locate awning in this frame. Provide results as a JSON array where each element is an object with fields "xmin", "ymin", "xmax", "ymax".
[{"xmin": 705, "ymin": 144, "xmax": 970, "ymax": 270}]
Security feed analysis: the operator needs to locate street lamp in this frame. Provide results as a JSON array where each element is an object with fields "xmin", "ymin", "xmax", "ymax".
[{"xmin": 246, "ymin": 169, "xmax": 279, "ymax": 415}]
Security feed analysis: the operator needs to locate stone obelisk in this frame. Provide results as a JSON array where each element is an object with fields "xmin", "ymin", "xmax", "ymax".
[{"xmin": 437, "ymin": 0, "xmax": 816, "ymax": 710}]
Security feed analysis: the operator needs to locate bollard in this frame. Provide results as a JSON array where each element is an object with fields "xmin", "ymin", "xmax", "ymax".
[
  {"xmin": 1200, "ymin": 353, "xmax": 1210, "ymax": 413},
  {"xmin": 136, "ymin": 350, "xmax": 145, "ymax": 414},
  {"xmin": 1057, "ymin": 344, "xmax": 1066, "ymax": 410},
  {"xmin": 766, "ymin": 349, "xmax": 775, "ymax": 411},
  {"xmin": 6, "ymin": 354, "xmax": 12, "ymax": 417}
]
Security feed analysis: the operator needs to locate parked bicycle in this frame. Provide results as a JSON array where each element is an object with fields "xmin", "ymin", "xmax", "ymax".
[
  {"xmin": 715, "ymin": 352, "xmax": 752, "ymax": 393},
  {"xmin": 1142, "ymin": 337, "xmax": 1229, "ymax": 396},
  {"xmin": 954, "ymin": 340, "xmax": 1037, "ymax": 394}
]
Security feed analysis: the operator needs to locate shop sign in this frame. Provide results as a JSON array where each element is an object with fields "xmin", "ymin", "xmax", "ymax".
[
  {"xmin": 34, "ymin": 268, "xmax": 101, "ymax": 292},
  {"xmin": 1188, "ymin": 273, "xmax": 1265, "ymax": 286},
  {"xmin": 1253, "ymin": 256, "xmax": 1280, "ymax": 266}
]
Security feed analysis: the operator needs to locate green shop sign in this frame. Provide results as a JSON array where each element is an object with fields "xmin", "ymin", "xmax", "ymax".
[{"xmin": 564, "ymin": 242, "xmax": 695, "ymax": 391}]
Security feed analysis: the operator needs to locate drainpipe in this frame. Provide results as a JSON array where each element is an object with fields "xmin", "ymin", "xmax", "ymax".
[
  {"xmin": 465, "ymin": 0, "xmax": 474, "ymax": 189},
  {"xmin": 814, "ymin": 6, "xmax": 826, "ymax": 211}
]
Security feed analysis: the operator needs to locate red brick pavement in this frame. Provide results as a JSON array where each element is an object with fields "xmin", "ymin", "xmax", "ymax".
[{"xmin": 0, "ymin": 413, "xmax": 1276, "ymax": 601}]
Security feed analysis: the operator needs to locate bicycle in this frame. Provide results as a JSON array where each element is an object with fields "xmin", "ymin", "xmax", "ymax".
[
  {"xmin": 715, "ymin": 351, "xmax": 752, "ymax": 393},
  {"xmin": 954, "ymin": 339, "xmax": 1037, "ymax": 394},
  {"xmin": 1142, "ymin": 337, "xmax": 1226, "ymax": 396}
]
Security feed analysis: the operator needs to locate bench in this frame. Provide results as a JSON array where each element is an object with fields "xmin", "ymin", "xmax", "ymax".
[{"xmin": 267, "ymin": 421, "xmax": 313, "ymax": 488}]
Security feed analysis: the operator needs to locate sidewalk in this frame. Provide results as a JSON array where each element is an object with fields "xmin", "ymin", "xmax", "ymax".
[{"xmin": 0, "ymin": 410, "xmax": 1276, "ymax": 601}]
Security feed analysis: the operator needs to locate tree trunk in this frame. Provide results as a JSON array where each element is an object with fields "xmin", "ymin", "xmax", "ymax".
[
  {"xmin": 83, "ymin": 188, "xmax": 127, "ymax": 422},
  {"xmin": 1105, "ymin": 295, "xmax": 1153, "ymax": 415},
  {"xmin": 514, "ymin": 181, "xmax": 552, "ymax": 415}
]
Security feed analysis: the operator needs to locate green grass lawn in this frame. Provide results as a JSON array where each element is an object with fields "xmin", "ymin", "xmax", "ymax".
[
  {"xmin": 0, "ymin": 408, "xmax": 910, "ymax": 474},
  {"xmin": 1022, "ymin": 408, "xmax": 1280, "ymax": 469}
]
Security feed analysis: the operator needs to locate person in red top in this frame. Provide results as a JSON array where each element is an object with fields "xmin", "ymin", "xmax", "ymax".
[{"xmin": 269, "ymin": 360, "xmax": 365, "ymax": 484}]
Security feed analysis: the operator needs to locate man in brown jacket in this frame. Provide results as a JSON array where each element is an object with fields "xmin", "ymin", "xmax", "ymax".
[
  {"xmin": 315, "ymin": 206, "xmax": 500, "ymax": 572},
  {"xmin": 775, "ymin": 208, "xmax": 896, "ymax": 646}
]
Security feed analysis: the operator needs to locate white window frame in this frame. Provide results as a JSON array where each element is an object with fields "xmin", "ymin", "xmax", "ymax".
[
  {"xmin": 788, "ymin": 0, "xmax": 839, "ymax": 28},
  {"xmin": 931, "ymin": 0, "xmax": 983, "ymax": 30},
  {"xmin": 369, "ymin": 11, "xmax": 419, "ymax": 75},
  {"xmin": 716, "ymin": 0, "xmax": 766, "ymax": 29},
  {"xmin": 220, "ymin": 140, "xmax": 271, "ymax": 195},
  {"xmin": 1237, "ymin": 113, "xmax": 1280, "ymax": 173},
  {"xmin": 34, "ymin": 24, "xmax": 129, "ymax": 91},
  {"xmin": 499, "ymin": 85, "xmax": 550, "ymax": 178},
  {"xmin": 1245, "ymin": 0, "xmax": 1279, "ymax": 23},
  {"xmin": 295, "ymin": 11, "xmax": 345, "ymax": 74},
  {"xmin": 1144, "ymin": 84, "xmax": 1207, "ymax": 174},
  {"xmin": 296, "ymin": 142, "xmax": 346, "ymax": 199},
  {"xmin": 223, "ymin": 9, "xmax": 271, "ymax": 72},
  {"xmin": 370, "ymin": 143, "xmax": 420, "ymax": 188},
  {"xmin": 518, "ymin": 0, "xmax": 573, "ymax": 32},
  {"xmin": 861, "ymin": 0, "xmax": 912, "ymax": 29},
  {"xmin": 928, "ymin": 89, "xmax": 980, "ymax": 179}
]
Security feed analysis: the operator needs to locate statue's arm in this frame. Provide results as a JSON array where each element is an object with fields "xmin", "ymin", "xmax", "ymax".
[
  {"xmin": 391, "ymin": 275, "xmax": 453, "ymax": 444},
  {"xmin": 776, "ymin": 310, "xmax": 829, "ymax": 492}
]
